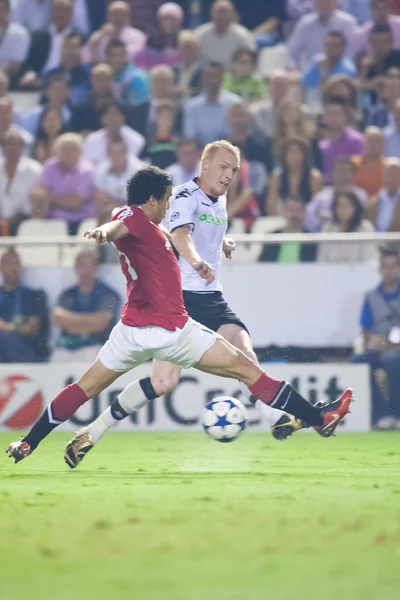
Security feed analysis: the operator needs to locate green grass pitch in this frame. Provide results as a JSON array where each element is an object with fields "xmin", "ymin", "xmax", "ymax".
[{"xmin": 0, "ymin": 431, "xmax": 399, "ymax": 600}]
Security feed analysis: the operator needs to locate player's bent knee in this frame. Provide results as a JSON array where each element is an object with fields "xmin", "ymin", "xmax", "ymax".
[{"xmin": 151, "ymin": 372, "xmax": 180, "ymax": 396}]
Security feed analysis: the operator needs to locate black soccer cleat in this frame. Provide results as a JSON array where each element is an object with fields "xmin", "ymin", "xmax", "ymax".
[
  {"xmin": 64, "ymin": 429, "xmax": 94, "ymax": 469},
  {"xmin": 271, "ymin": 413, "xmax": 303, "ymax": 441}
]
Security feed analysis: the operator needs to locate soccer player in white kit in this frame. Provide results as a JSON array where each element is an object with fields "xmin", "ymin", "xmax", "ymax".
[{"xmin": 63, "ymin": 142, "xmax": 306, "ymax": 467}]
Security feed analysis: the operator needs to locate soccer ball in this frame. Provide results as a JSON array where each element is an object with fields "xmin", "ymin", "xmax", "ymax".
[{"xmin": 201, "ymin": 396, "xmax": 249, "ymax": 443}]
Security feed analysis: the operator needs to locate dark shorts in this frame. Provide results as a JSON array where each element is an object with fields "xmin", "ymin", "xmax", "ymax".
[{"xmin": 182, "ymin": 291, "xmax": 249, "ymax": 334}]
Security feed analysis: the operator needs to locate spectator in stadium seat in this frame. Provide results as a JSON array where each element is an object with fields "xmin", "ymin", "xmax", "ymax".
[
  {"xmin": 43, "ymin": 33, "xmax": 90, "ymax": 106},
  {"xmin": 226, "ymin": 154, "xmax": 260, "ymax": 229},
  {"xmin": 32, "ymin": 108, "xmax": 66, "ymax": 164},
  {"xmin": 19, "ymin": 0, "xmax": 77, "ymax": 89},
  {"xmin": 174, "ymin": 30, "xmax": 203, "ymax": 99},
  {"xmin": 0, "ymin": 97, "xmax": 33, "ymax": 156},
  {"xmin": 135, "ymin": 2, "xmax": 184, "ymax": 70},
  {"xmin": 22, "ymin": 74, "xmax": 71, "ymax": 137},
  {"xmin": 250, "ymin": 70, "xmax": 291, "ymax": 139},
  {"xmin": 95, "ymin": 138, "xmax": 144, "ymax": 224},
  {"xmin": 71, "ymin": 0, "xmax": 107, "ymax": 37},
  {"xmin": 123, "ymin": 0, "xmax": 163, "ymax": 39},
  {"xmin": 138, "ymin": 65, "xmax": 182, "ymax": 137},
  {"xmin": 31, "ymin": 133, "xmax": 96, "ymax": 235},
  {"xmin": 321, "ymin": 73, "xmax": 359, "ymax": 114},
  {"xmin": 383, "ymin": 97, "xmax": 400, "ymax": 158},
  {"xmin": 318, "ymin": 190, "xmax": 377, "ymax": 262},
  {"xmin": 223, "ymin": 48, "xmax": 266, "ymax": 104},
  {"xmin": 183, "ymin": 62, "xmax": 241, "ymax": 146},
  {"xmin": 267, "ymin": 138, "xmax": 323, "ymax": 216},
  {"xmin": 140, "ymin": 101, "xmax": 178, "ymax": 169},
  {"xmin": 259, "ymin": 197, "xmax": 318, "ymax": 263},
  {"xmin": 228, "ymin": 103, "xmax": 274, "ymax": 176},
  {"xmin": 0, "ymin": 0, "xmax": 30, "ymax": 89},
  {"xmin": 83, "ymin": 101, "xmax": 145, "ymax": 166},
  {"xmin": 352, "ymin": 126, "xmax": 385, "ymax": 196},
  {"xmin": 12, "ymin": 0, "xmax": 52, "ymax": 33},
  {"xmin": 52, "ymin": 250, "xmax": 120, "ymax": 363},
  {"xmin": 0, "ymin": 249, "xmax": 49, "ymax": 363},
  {"xmin": 195, "ymin": 0, "xmax": 256, "ymax": 69},
  {"xmin": 287, "ymin": 0, "xmax": 357, "ymax": 68},
  {"xmin": 351, "ymin": 247, "xmax": 400, "ymax": 429},
  {"xmin": 70, "ymin": 64, "xmax": 115, "ymax": 134},
  {"xmin": 82, "ymin": 1, "xmax": 147, "ymax": 65},
  {"xmin": 305, "ymin": 156, "xmax": 368, "ymax": 230},
  {"xmin": 273, "ymin": 97, "xmax": 321, "ymax": 168},
  {"xmin": 365, "ymin": 158, "xmax": 400, "ymax": 231},
  {"xmin": 319, "ymin": 98, "xmax": 364, "ymax": 184},
  {"xmin": 0, "ymin": 129, "xmax": 42, "ymax": 235},
  {"xmin": 301, "ymin": 31, "xmax": 357, "ymax": 93},
  {"xmin": 355, "ymin": 0, "xmax": 400, "ymax": 55},
  {"xmin": 106, "ymin": 40, "xmax": 150, "ymax": 107},
  {"xmin": 382, "ymin": 70, "xmax": 400, "ymax": 124},
  {"xmin": 166, "ymin": 137, "xmax": 201, "ymax": 186}
]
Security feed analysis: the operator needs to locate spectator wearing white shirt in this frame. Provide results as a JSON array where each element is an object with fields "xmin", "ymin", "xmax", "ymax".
[
  {"xmin": 19, "ymin": 0, "xmax": 76, "ymax": 89},
  {"xmin": 0, "ymin": 0, "xmax": 30, "ymax": 88},
  {"xmin": 0, "ymin": 96, "xmax": 33, "ymax": 155},
  {"xmin": 287, "ymin": 0, "xmax": 357, "ymax": 68},
  {"xmin": 83, "ymin": 101, "xmax": 145, "ymax": 166},
  {"xmin": 195, "ymin": 0, "xmax": 256, "ymax": 69},
  {"xmin": 0, "ymin": 129, "xmax": 42, "ymax": 235},
  {"xmin": 11, "ymin": 0, "xmax": 52, "ymax": 32},
  {"xmin": 366, "ymin": 158, "xmax": 400, "ymax": 231},
  {"xmin": 95, "ymin": 138, "xmax": 145, "ymax": 223},
  {"xmin": 166, "ymin": 137, "xmax": 201, "ymax": 186},
  {"xmin": 384, "ymin": 97, "xmax": 400, "ymax": 158}
]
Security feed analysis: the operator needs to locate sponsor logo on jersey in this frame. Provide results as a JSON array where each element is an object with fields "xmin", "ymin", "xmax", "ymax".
[
  {"xmin": 199, "ymin": 214, "xmax": 227, "ymax": 226},
  {"xmin": 170, "ymin": 211, "xmax": 180, "ymax": 222},
  {"xmin": 0, "ymin": 375, "xmax": 44, "ymax": 429}
]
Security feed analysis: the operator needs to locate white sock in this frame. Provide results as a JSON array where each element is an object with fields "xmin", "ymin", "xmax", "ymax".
[
  {"xmin": 239, "ymin": 381, "xmax": 285, "ymax": 427},
  {"xmin": 87, "ymin": 380, "xmax": 152, "ymax": 443}
]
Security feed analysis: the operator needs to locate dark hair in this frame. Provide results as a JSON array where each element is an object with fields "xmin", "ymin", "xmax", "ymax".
[
  {"xmin": 370, "ymin": 23, "xmax": 392, "ymax": 36},
  {"xmin": 177, "ymin": 137, "xmax": 201, "ymax": 151},
  {"xmin": 326, "ymin": 31, "xmax": 346, "ymax": 45},
  {"xmin": 232, "ymin": 48, "xmax": 257, "ymax": 64},
  {"xmin": 126, "ymin": 167, "xmax": 172, "ymax": 206},
  {"xmin": 106, "ymin": 39, "xmax": 126, "ymax": 54},
  {"xmin": 205, "ymin": 61, "xmax": 225, "ymax": 73},
  {"xmin": 380, "ymin": 247, "xmax": 400, "ymax": 261},
  {"xmin": 99, "ymin": 101, "xmax": 126, "ymax": 120},
  {"xmin": 64, "ymin": 31, "xmax": 83, "ymax": 45},
  {"xmin": 332, "ymin": 190, "xmax": 364, "ymax": 232},
  {"xmin": 35, "ymin": 107, "xmax": 66, "ymax": 142},
  {"xmin": 280, "ymin": 138, "xmax": 313, "ymax": 203}
]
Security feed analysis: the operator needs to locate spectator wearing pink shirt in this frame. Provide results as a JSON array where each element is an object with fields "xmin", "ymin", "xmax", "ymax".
[
  {"xmin": 135, "ymin": 2, "xmax": 184, "ymax": 70},
  {"xmin": 355, "ymin": 0, "xmax": 400, "ymax": 55},
  {"xmin": 31, "ymin": 133, "xmax": 96, "ymax": 235},
  {"xmin": 82, "ymin": 1, "xmax": 147, "ymax": 65}
]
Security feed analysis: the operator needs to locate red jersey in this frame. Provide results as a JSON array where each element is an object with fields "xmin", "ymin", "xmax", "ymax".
[{"xmin": 112, "ymin": 205, "xmax": 188, "ymax": 330}]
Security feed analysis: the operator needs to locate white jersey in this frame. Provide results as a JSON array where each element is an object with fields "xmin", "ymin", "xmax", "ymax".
[{"xmin": 163, "ymin": 178, "xmax": 227, "ymax": 292}]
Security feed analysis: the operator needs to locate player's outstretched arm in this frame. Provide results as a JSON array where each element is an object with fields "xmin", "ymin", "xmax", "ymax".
[
  {"xmin": 171, "ymin": 225, "xmax": 215, "ymax": 285},
  {"xmin": 84, "ymin": 221, "xmax": 129, "ymax": 244}
]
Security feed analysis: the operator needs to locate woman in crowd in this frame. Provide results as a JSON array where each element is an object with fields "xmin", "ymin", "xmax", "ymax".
[
  {"xmin": 226, "ymin": 152, "xmax": 260, "ymax": 230},
  {"xmin": 32, "ymin": 108, "xmax": 66, "ymax": 164},
  {"xmin": 322, "ymin": 74, "xmax": 360, "ymax": 126},
  {"xmin": 273, "ymin": 97, "xmax": 321, "ymax": 168},
  {"xmin": 318, "ymin": 190, "xmax": 376, "ymax": 263},
  {"xmin": 266, "ymin": 138, "xmax": 322, "ymax": 216},
  {"xmin": 135, "ymin": 2, "xmax": 184, "ymax": 70}
]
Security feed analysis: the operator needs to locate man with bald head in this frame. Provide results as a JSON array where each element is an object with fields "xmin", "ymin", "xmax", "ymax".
[
  {"xmin": 228, "ymin": 103, "xmax": 274, "ymax": 174},
  {"xmin": 195, "ymin": 0, "xmax": 255, "ymax": 68},
  {"xmin": 352, "ymin": 126, "xmax": 385, "ymax": 195},
  {"xmin": 83, "ymin": 1, "xmax": 147, "ymax": 64},
  {"xmin": 366, "ymin": 158, "xmax": 400, "ymax": 231},
  {"xmin": 384, "ymin": 97, "xmax": 400, "ymax": 158},
  {"xmin": 70, "ymin": 63, "xmax": 116, "ymax": 133}
]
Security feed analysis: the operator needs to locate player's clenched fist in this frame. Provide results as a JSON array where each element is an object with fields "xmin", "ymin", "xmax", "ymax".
[
  {"xmin": 192, "ymin": 260, "xmax": 215, "ymax": 286},
  {"xmin": 84, "ymin": 228, "xmax": 108, "ymax": 244},
  {"xmin": 223, "ymin": 237, "xmax": 236, "ymax": 259}
]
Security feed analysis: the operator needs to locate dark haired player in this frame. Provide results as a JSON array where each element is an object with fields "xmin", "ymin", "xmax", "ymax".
[{"xmin": 6, "ymin": 166, "xmax": 353, "ymax": 465}]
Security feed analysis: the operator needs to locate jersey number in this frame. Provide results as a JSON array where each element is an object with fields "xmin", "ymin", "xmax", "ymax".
[{"xmin": 119, "ymin": 251, "xmax": 138, "ymax": 281}]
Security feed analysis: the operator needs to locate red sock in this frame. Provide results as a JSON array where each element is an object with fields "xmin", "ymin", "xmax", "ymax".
[
  {"xmin": 249, "ymin": 372, "xmax": 283, "ymax": 405},
  {"xmin": 51, "ymin": 383, "xmax": 88, "ymax": 422}
]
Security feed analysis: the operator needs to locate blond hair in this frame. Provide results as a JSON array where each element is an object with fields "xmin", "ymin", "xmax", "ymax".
[
  {"xmin": 201, "ymin": 140, "xmax": 240, "ymax": 164},
  {"xmin": 54, "ymin": 133, "xmax": 83, "ymax": 153}
]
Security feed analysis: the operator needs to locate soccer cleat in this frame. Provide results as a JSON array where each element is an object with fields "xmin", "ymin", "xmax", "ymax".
[
  {"xmin": 64, "ymin": 429, "xmax": 94, "ymax": 469},
  {"xmin": 314, "ymin": 388, "xmax": 354, "ymax": 438},
  {"xmin": 6, "ymin": 440, "xmax": 32, "ymax": 463},
  {"xmin": 271, "ymin": 413, "xmax": 303, "ymax": 441}
]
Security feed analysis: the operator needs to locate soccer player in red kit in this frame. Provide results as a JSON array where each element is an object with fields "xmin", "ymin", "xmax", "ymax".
[{"xmin": 7, "ymin": 167, "xmax": 353, "ymax": 465}]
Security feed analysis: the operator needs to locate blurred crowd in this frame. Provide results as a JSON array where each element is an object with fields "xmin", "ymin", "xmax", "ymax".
[{"xmin": 0, "ymin": 0, "xmax": 398, "ymax": 265}]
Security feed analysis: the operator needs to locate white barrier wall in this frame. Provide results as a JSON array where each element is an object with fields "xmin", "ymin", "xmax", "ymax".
[
  {"xmin": 0, "ymin": 363, "xmax": 370, "ymax": 432},
  {"xmin": 15, "ymin": 263, "xmax": 380, "ymax": 348}
]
